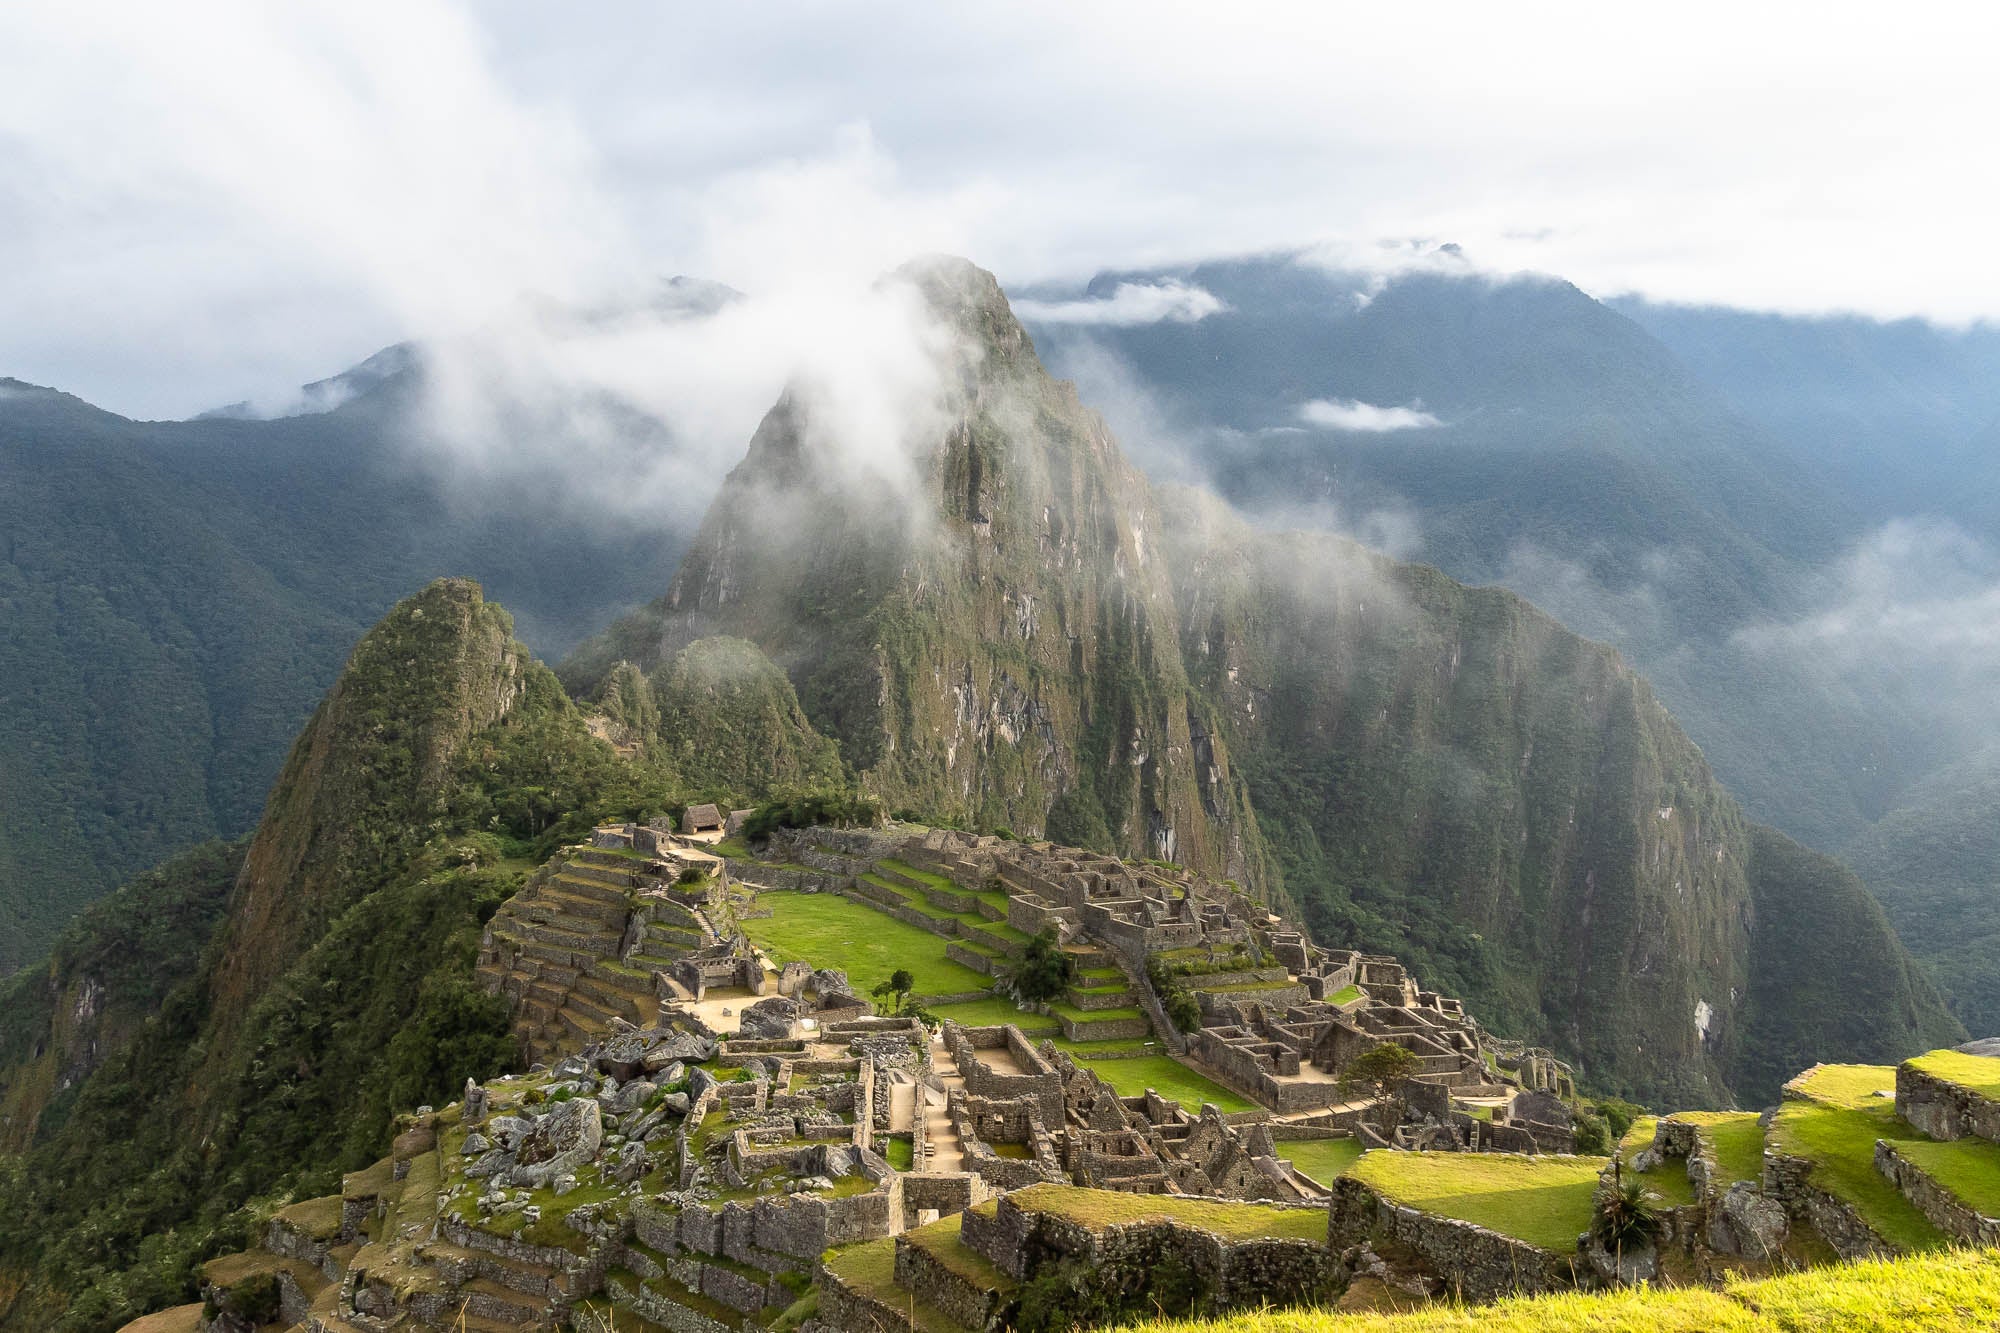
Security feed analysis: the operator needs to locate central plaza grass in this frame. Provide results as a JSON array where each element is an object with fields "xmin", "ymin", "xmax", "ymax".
[
  {"xmin": 1127, "ymin": 1246, "xmax": 2000, "ymax": 1333},
  {"xmin": 742, "ymin": 891, "xmax": 990, "ymax": 998},
  {"xmin": 1008, "ymin": 1182, "xmax": 1327, "ymax": 1242},
  {"xmin": 930, "ymin": 995, "xmax": 1061, "ymax": 1033},
  {"xmin": 1280, "ymin": 1136, "xmax": 1363, "ymax": 1185},
  {"xmin": 1905, "ymin": 1047, "xmax": 2000, "ymax": 1098},
  {"xmin": 1769, "ymin": 1066, "xmax": 1948, "ymax": 1252},
  {"xmin": 1080, "ymin": 1054, "xmax": 1258, "ymax": 1113},
  {"xmin": 1348, "ymin": 1151, "xmax": 1606, "ymax": 1252}
]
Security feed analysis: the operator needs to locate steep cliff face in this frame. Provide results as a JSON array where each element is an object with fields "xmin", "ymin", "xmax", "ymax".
[
  {"xmin": 1159, "ymin": 490, "xmax": 1958, "ymax": 1103},
  {"xmin": 201, "ymin": 578, "xmax": 531, "ymax": 1061},
  {"xmin": 568, "ymin": 259, "xmax": 1272, "ymax": 885}
]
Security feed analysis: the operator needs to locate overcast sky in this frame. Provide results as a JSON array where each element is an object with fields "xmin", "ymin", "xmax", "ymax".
[{"xmin": 5, "ymin": 0, "xmax": 1998, "ymax": 419}]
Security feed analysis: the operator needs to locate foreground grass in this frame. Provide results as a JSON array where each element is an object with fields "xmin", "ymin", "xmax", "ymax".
[
  {"xmin": 1082, "ymin": 1054, "xmax": 1259, "ymax": 1113},
  {"xmin": 1905, "ymin": 1048, "xmax": 2000, "ymax": 1098},
  {"xmin": 1282, "ymin": 1136, "xmax": 1364, "ymax": 1185},
  {"xmin": 1769, "ymin": 1065, "xmax": 1949, "ymax": 1253},
  {"xmin": 1348, "ymin": 1151, "xmax": 1605, "ymax": 1252},
  {"xmin": 742, "ymin": 891, "xmax": 991, "ymax": 997},
  {"xmin": 1123, "ymin": 1247, "xmax": 2000, "ymax": 1333}
]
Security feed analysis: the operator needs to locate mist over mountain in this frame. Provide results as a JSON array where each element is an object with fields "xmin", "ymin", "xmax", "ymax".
[{"xmin": 0, "ymin": 365, "xmax": 686, "ymax": 973}]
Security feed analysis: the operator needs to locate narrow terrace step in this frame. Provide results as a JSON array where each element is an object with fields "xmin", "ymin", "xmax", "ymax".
[
  {"xmin": 419, "ymin": 1242, "xmax": 565, "ymax": 1297},
  {"xmin": 462, "ymin": 1277, "xmax": 555, "ymax": 1324}
]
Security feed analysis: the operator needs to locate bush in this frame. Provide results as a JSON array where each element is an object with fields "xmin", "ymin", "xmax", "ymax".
[
  {"xmin": 1574, "ymin": 1112, "xmax": 1612, "ymax": 1156},
  {"xmin": 740, "ymin": 792, "xmax": 885, "ymax": 842},
  {"xmin": 1591, "ymin": 1175, "xmax": 1665, "ymax": 1250},
  {"xmin": 1010, "ymin": 929, "xmax": 1075, "ymax": 1002}
]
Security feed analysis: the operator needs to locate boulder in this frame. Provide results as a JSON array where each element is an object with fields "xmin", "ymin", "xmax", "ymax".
[
  {"xmin": 507, "ymin": 1098, "xmax": 604, "ymax": 1188},
  {"xmin": 1710, "ymin": 1181, "xmax": 1788, "ymax": 1258},
  {"xmin": 488, "ymin": 1115, "xmax": 533, "ymax": 1151},
  {"xmin": 610, "ymin": 1141, "xmax": 649, "ymax": 1185},
  {"xmin": 460, "ymin": 1132, "xmax": 493, "ymax": 1157},
  {"xmin": 738, "ymin": 996, "xmax": 804, "ymax": 1040},
  {"xmin": 601, "ymin": 1034, "xmax": 650, "ymax": 1082},
  {"xmin": 465, "ymin": 1148, "xmax": 516, "ymax": 1179}
]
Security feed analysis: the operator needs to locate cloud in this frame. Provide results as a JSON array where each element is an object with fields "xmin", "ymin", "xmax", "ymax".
[
  {"xmin": 1012, "ymin": 280, "xmax": 1224, "ymax": 327},
  {"xmin": 1297, "ymin": 399, "xmax": 1441, "ymax": 432}
]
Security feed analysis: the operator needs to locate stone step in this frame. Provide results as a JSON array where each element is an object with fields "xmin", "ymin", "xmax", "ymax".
[
  {"xmin": 558, "ymin": 864, "xmax": 637, "ymax": 895},
  {"xmin": 509, "ymin": 917, "xmax": 609, "ymax": 953},
  {"xmin": 461, "ymin": 1276, "xmax": 555, "ymax": 1324},
  {"xmin": 558, "ymin": 1005, "xmax": 614, "ymax": 1044},
  {"xmin": 531, "ymin": 889, "xmax": 632, "ymax": 927},
  {"xmin": 419, "ymin": 1242, "xmax": 566, "ymax": 1298},
  {"xmin": 572, "ymin": 973, "xmax": 651, "ymax": 1024}
]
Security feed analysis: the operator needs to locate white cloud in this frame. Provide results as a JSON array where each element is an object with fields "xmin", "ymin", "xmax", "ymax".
[
  {"xmin": 1013, "ymin": 280, "xmax": 1224, "ymax": 327},
  {"xmin": 1297, "ymin": 399, "xmax": 1442, "ymax": 432}
]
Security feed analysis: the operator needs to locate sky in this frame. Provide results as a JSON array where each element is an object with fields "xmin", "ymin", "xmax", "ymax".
[{"xmin": 5, "ymin": 0, "xmax": 2000, "ymax": 418}]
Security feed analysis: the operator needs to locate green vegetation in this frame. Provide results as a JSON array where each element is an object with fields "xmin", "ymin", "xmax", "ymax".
[
  {"xmin": 882, "ymin": 1136, "xmax": 914, "ymax": 1172},
  {"xmin": 1590, "ymin": 1176, "xmax": 1664, "ymax": 1251},
  {"xmin": 928, "ymin": 996, "xmax": 1059, "ymax": 1034},
  {"xmin": 1078, "ymin": 1056, "xmax": 1256, "ymax": 1114},
  {"xmin": 1614, "ymin": 1117, "xmax": 1697, "ymax": 1208},
  {"xmin": 740, "ymin": 792, "xmax": 885, "ymax": 843},
  {"xmin": 740, "ymin": 891, "xmax": 991, "ymax": 998},
  {"xmin": 1904, "ymin": 1048, "xmax": 2000, "ymax": 1097},
  {"xmin": 1667, "ymin": 1111, "xmax": 1764, "ymax": 1188},
  {"xmin": 1128, "ymin": 1245, "xmax": 2000, "ymax": 1332},
  {"xmin": 1010, "ymin": 928, "xmax": 1076, "ymax": 1002},
  {"xmin": 643, "ymin": 637, "xmax": 846, "ymax": 795},
  {"xmin": 1279, "ymin": 1137, "xmax": 1362, "ymax": 1185},
  {"xmin": 1768, "ymin": 1065, "xmax": 1948, "ymax": 1252},
  {"xmin": 1338, "ymin": 1044, "xmax": 1423, "ymax": 1100},
  {"xmin": 1009, "ymin": 1183, "xmax": 1328, "ymax": 1243},
  {"xmin": 1893, "ymin": 1136, "xmax": 2000, "ymax": 1217},
  {"xmin": 1348, "ymin": 1151, "xmax": 1607, "ymax": 1252}
]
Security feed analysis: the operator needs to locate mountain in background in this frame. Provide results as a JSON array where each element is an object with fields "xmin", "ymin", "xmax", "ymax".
[
  {"xmin": 0, "ymin": 366, "xmax": 684, "ymax": 974},
  {"xmin": 568, "ymin": 258, "xmax": 1959, "ymax": 1104}
]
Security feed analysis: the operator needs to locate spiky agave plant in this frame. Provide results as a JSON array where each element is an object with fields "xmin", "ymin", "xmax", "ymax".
[{"xmin": 1591, "ymin": 1174, "xmax": 1665, "ymax": 1251}]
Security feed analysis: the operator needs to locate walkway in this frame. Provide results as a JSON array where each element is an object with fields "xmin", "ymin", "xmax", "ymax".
[{"xmin": 923, "ymin": 1030, "xmax": 967, "ymax": 1172}]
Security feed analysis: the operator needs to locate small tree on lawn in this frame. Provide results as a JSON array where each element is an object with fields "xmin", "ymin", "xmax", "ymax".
[
  {"xmin": 1338, "ymin": 1043, "xmax": 1423, "ymax": 1102},
  {"xmin": 871, "ymin": 968, "xmax": 915, "ymax": 1015}
]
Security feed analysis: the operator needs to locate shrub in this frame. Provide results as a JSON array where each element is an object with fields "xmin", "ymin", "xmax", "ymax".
[
  {"xmin": 1591, "ymin": 1174, "xmax": 1665, "ymax": 1251},
  {"xmin": 1010, "ymin": 929, "xmax": 1075, "ymax": 1002},
  {"xmin": 1574, "ymin": 1111, "xmax": 1612, "ymax": 1156}
]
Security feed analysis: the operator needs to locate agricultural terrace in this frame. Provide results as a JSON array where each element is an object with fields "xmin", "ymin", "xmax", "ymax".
[
  {"xmin": 1347, "ymin": 1151, "xmax": 1606, "ymax": 1252},
  {"xmin": 1279, "ymin": 1137, "xmax": 1363, "ymax": 1186},
  {"xmin": 1126, "ymin": 1246, "xmax": 2000, "ymax": 1333},
  {"xmin": 1769, "ymin": 1064, "xmax": 1950, "ymax": 1252},
  {"xmin": 1905, "ymin": 1048, "xmax": 2000, "ymax": 1098}
]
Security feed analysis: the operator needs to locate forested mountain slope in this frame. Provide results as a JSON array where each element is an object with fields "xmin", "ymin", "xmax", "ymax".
[{"xmin": 0, "ymin": 373, "xmax": 681, "ymax": 974}]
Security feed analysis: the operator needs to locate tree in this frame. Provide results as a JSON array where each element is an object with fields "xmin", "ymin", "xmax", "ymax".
[
  {"xmin": 1009, "ymin": 929, "xmax": 1075, "ymax": 1002},
  {"xmin": 1337, "ymin": 1043, "xmax": 1424, "ymax": 1101},
  {"xmin": 871, "ymin": 968, "xmax": 915, "ymax": 1015}
]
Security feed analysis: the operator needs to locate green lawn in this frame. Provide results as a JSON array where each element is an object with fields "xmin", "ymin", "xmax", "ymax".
[
  {"xmin": 1895, "ymin": 1135, "xmax": 2000, "ymax": 1217},
  {"xmin": 1280, "ymin": 1137, "xmax": 1363, "ymax": 1185},
  {"xmin": 1081, "ymin": 1055, "xmax": 1258, "ymax": 1113},
  {"xmin": 1349, "ymin": 1151, "xmax": 1607, "ymax": 1252},
  {"xmin": 1786, "ymin": 1063, "xmax": 1900, "ymax": 1109},
  {"xmin": 1905, "ymin": 1049, "xmax": 2000, "ymax": 1098},
  {"xmin": 1047, "ymin": 1035, "xmax": 1155, "ymax": 1059},
  {"xmin": 929, "ymin": 996, "xmax": 1061, "ymax": 1034},
  {"xmin": 1005, "ymin": 1183, "xmax": 1326, "ymax": 1242},
  {"xmin": 1050, "ymin": 1000, "xmax": 1147, "ymax": 1024},
  {"xmin": 742, "ymin": 891, "xmax": 991, "ymax": 998},
  {"xmin": 1615, "ymin": 1116, "xmax": 1697, "ymax": 1207},
  {"xmin": 1326, "ymin": 984, "xmax": 1363, "ymax": 1006},
  {"xmin": 1667, "ymin": 1111, "xmax": 1765, "ymax": 1189},
  {"xmin": 1769, "ymin": 1083, "xmax": 1949, "ymax": 1252}
]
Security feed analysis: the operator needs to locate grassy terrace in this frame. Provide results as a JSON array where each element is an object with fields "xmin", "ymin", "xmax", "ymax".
[
  {"xmin": 1326, "ymin": 984, "xmax": 1363, "ymax": 1006},
  {"xmin": 1049, "ymin": 1000, "xmax": 1146, "ymax": 1024},
  {"xmin": 742, "ymin": 891, "xmax": 990, "ymax": 997},
  {"xmin": 1666, "ymin": 1110, "xmax": 1765, "ymax": 1189},
  {"xmin": 859, "ymin": 873, "xmax": 1032, "ymax": 945},
  {"xmin": 930, "ymin": 996, "xmax": 1061, "ymax": 1033},
  {"xmin": 1348, "ymin": 1151, "xmax": 1606, "ymax": 1252},
  {"xmin": 1894, "ymin": 1134, "xmax": 2000, "ymax": 1217},
  {"xmin": 903, "ymin": 1214, "xmax": 1018, "ymax": 1291},
  {"xmin": 1280, "ymin": 1136, "xmax": 1363, "ymax": 1186},
  {"xmin": 1770, "ymin": 1064, "xmax": 1948, "ymax": 1252},
  {"xmin": 1130, "ymin": 1246, "xmax": 2000, "ymax": 1333},
  {"xmin": 1615, "ymin": 1116, "xmax": 1697, "ymax": 1207},
  {"xmin": 824, "ymin": 1239, "xmax": 961, "ymax": 1333},
  {"xmin": 1007, "ymin": 1182, "xmax": 1327, "ymax": 1242},
  {"xmin": 1080, "ymin": 1054, "xmax": 1258, "ymax": 1113},
  {"xmin": 1904, "ymin": 1048, "xmax": 2000, "ymax": 1097}
]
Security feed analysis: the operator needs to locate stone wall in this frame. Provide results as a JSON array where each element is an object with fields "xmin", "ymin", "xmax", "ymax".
[
  {"xmin": 1897, "ymin": 1063, "xmax": 2000, "ymax": 1144},
  {"xmin": 944, "ymin": 1024, "xmax": 1066, "ymax": 1126},
  {"xmin": 1327, "ymin": 1176, "xmax": 1585, "ymax": 1302},
  {"xmin": 1874, "ymin": 1141, "xmax": 2000, "ymax": 1245},
  {"xmin": 1763, "ymin": 1151, "xmax": 1896, "ymax": 1260},
  {"xmin": 963, "ymin": 1192, "xmax": 1340, "ymax": 1311}
]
